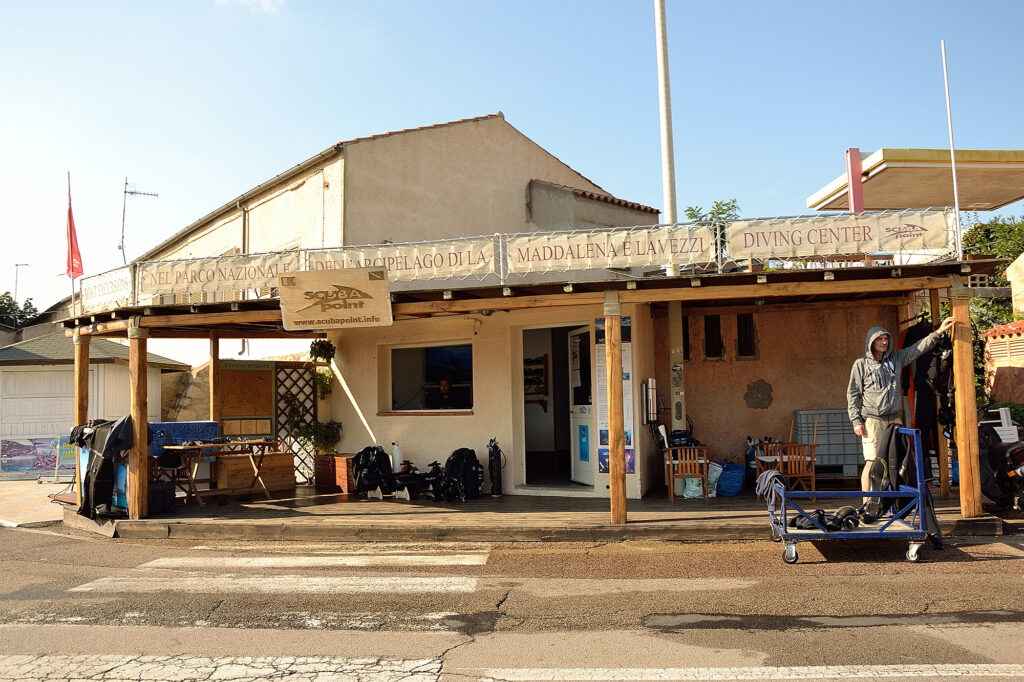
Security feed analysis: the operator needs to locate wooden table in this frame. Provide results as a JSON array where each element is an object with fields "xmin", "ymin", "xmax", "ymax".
[{"xmin": 160, "ymin": 440, "xmax": 281, "ymax": 506}]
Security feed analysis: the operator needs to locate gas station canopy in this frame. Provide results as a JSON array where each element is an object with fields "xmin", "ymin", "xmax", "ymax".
[{"xmin": 807, "ymin": 148, "xmax": 1024, "ymax": 212}]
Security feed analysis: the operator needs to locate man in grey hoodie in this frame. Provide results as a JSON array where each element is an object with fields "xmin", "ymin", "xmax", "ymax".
[{"xmin": 847, "ymin": 316, "xmax": 956, "ymax": 497}]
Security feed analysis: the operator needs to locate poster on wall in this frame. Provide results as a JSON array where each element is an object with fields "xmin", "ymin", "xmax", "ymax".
[
  {"xmin": 0, "ymin": 436, "xmax": 73, "ymax": 474},
  {"xmin": 578, "ymin": 425, "xmax": 589, "ymax": 462},
  {"xmin": 595, "ymin": 317, "xmax": 634, "ymax": 475}
]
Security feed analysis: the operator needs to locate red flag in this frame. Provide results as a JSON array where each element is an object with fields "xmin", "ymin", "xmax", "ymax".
[{"xmin": 66, "ymin": 180, "xmax": 83, "ymax": 280}]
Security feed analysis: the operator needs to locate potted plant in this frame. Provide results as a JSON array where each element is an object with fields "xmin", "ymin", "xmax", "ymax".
[
  {"xmin": 314, "ymin": 368, "xmax": 334, "ymax": 400},
  {"xmin": 294, "ymin": 419, "xmax": 343, "ymax": 455}
]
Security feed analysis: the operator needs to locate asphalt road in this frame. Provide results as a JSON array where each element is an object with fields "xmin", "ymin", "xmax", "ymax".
[{"xmin": 1, "ymin": 525, "xmax": 1023, "ymax": 681}]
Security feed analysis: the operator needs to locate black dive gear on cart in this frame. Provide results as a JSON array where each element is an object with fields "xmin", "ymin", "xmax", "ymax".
[
  {"xmin": 766, "ymin": 427, "xmax": 935, "ymax": 564},
  {"xmin": 440, "ymin": 448, "xmax": 484, "ymax": 502},
  {"xmin": 977, "ymin": 421, "xmax": 1024, "ymax": 509},
  {"xmin": 423, "ymin": 460, "xmax": 444, "ymax": 500},
  {"xmin": 875, "ymin": 423, "xmax": 943, "ymax": 549},
  {"xmin": 487, "ymin": 438, "xmax": 505, "ymax": 497},
  {"xmin": 353, "ymin": 445, "xmax": 397, "ymax": 494},
  {"xmin": 72, "ymin": 415, "xmax": 139, "ymax": 520}
]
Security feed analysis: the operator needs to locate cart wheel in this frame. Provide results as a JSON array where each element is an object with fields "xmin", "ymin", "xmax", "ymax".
[
  {"xmin": 906, "ymin": 544, "xmax": 921, "ymax": 563},
  {"xmin": 783, "ymin": 544, "xmax": 798, "ymax": 564},
  {"xmin": 769, "ymin": 525, "xmax": 781, "ymax": 542}
]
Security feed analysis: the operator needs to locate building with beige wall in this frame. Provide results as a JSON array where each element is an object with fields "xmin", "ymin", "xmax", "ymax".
[
  {"xmin": 138, "ymin": 113, "xmax": 658, "ymax": 265},
  {"xmin": 118, "ymin": 113, "xmax": 664, "ymax": 498}
]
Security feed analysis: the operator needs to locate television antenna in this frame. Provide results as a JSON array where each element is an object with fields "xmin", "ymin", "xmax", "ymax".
[
  {"xmin": 120, "ymin": 177, "xmax": 158, "ymax": 264},
  {"xmin": 14, "ymin": 263, "xmax": 29, "ymax": 303}
]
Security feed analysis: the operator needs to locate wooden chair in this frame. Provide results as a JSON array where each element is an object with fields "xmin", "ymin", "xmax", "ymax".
[
  {"xmin": 778, "ymin": 442, "xmax": 817, "ymax": 491},
  {"xmin": 753, "ymin": 441, "xmax": 780, "ymax": 477},
  {"xmin": 783, "ymin": 419, "xmax": 817, "ymax": 491},
  {"xmin": 664, "ymin": 446, "xmax": 709, "ymax": 503}
]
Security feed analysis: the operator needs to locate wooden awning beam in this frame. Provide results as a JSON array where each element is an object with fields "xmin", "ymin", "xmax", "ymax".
[
  {"xmin": 65, "ymin": 275, "xmax": 953, "ymax": 335},
  {"xmin": 391, "ymin": 275, "xmax": 951, "ymax": 316}
]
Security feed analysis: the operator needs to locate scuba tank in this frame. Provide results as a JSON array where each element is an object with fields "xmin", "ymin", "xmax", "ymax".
[
  {"xmin": 487, "ymin": 437, "xmax": 505, "ymax": 497},
  {"xmin": 391, "ymin": 441, "xmax": 402, "ymax": 474}
]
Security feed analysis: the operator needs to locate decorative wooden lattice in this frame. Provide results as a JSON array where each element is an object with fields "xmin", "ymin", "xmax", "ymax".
[{"xmin": 275, "ymin": 363, "xmax": 317, "ymax": 484}]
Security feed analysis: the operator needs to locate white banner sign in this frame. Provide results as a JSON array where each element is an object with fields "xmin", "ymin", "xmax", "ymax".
[
  {"xmin": 137, "ymin": 252, "xmax": 302, "ymax": 297},
  {"xmin": 725, "ymin": 210, "xmax": 952, "ymax": 260},
  {"xmin": 505, "ymin": 225, "xmax": 715, "ymax": 274},
  {"xmin": 307, "ymin": 237, "xmax": 495, "ymax": 281},
  {"xmin": 79, "ymin": 267, "xmax": 132, "ymax": 314}
]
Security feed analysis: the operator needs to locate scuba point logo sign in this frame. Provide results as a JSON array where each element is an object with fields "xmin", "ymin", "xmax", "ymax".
[
  {"xmin": 885, "ymin": 223, "xmax": 928, "ymax": 238},
  {"xmin": 297, "ymin": 284, "xmax": 375, "ymax": 313}
]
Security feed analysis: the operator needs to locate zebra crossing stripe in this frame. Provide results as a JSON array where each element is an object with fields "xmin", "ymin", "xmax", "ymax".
[
  {"xmin": 0, "ymin": 654, "xmax": 441, "ymax": 681},
  {"xmin": 142, "ymin": 554, "xmax": 488, "ymax": 568},
  {"xmin": 69, "ymin": 575, "xmax": 478, "ymax": 594},
  {"xmin": 477, "ymin": 664, "xmax": 1024, "ymax": 680}
]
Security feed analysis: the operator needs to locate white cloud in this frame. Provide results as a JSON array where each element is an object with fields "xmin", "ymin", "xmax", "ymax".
[{"xmin": 215, "ymin": 0, "xmax": 284, "ymax": 14}]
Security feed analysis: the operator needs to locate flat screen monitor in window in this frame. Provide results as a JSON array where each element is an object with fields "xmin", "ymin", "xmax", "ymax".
[{"xmin": 392, "ymin": 344, "xmax": 473, "ymax": 410}]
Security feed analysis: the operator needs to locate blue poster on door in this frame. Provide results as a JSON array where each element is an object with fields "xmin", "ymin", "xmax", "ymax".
[{"xmin": 578, "ymin": 425, "xmax": 589, "ymax": 462}]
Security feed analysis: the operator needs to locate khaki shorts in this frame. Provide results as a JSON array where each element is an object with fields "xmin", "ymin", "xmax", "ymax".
[{"xmin": 861, "ymin": 416, "xmax": 902, "ymax": 461}]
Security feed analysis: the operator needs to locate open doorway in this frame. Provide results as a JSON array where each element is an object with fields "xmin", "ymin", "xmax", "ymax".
[{"xmin": 523, "ymin": 326, "xmax": 592, "ymax": 486}]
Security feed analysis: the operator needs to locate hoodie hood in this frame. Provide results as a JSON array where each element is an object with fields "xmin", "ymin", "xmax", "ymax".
[{"xmin": 865, "ymin": 326, "xmax": 891, "ymax": 359}]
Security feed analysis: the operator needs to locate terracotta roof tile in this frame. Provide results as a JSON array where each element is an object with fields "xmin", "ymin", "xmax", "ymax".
[
  {"xmin": 530, "ymin": 180, "xmax": 659, "ymax": 215},
  {"xmin": 981, "ymin": 320, "xmax": 1024, "ymax": 339}
]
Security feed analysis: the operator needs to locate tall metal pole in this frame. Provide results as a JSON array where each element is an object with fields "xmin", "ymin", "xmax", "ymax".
[
  {"xmin": 941, "ymin": 40, "xmax": 963, "ymax": 260},
  {"xmin": 654, "ymin": 0, "xmax": 678, "ymax": 234},
  {"xmin": 68, "ymin": 172, "xmax": 76, "ymax": 318},
  {"xmin": 656, "ymin": 0, "xmax": 687, "ymax": 433}
]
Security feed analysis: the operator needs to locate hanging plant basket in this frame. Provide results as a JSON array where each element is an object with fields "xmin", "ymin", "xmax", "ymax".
[{"xmin": 309, "ymin": 339, "xmax": 336, "ymax": 364}]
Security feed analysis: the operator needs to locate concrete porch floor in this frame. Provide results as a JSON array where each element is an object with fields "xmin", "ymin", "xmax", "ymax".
[{"xmin": 60, "ymin": 485, "xmax": 1010, "ymax": 542}]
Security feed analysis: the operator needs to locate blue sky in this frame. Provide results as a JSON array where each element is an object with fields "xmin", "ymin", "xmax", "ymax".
[{"xmin": 2, "ymin": 0, "xmax": 1023, "ymax": 312}]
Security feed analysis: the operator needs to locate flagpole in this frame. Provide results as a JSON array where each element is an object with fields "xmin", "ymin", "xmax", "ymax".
[
  {"xmin": 68, "ymin": 171, "xmax": 76, "ymax": 318},
  {"xmin": 941, "ymin": 40, "xmax": 963, "ymax": 260}
]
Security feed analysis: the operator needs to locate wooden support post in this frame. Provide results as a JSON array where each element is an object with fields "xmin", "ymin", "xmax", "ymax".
[
  {"xmin": 930, "ymin": 288, "xmax": 950, "ymax": 498},
  {"xmin": 128, "ymin": 326, "xmax": 149, "ymax": 520},
  {"xmin": 950, "ymin": 276, "xmax": 981, "ymax": 517},
  {"xmin": 605, "ymin": 291, "xmax": 627, "ymax": 525},
  {"xmin": 209, "ymin": 332, "xmax": 220, "ymax": 424},
  {"xmin": 72, "ymin": 330, "xmax": 90, "ymax": 507}
]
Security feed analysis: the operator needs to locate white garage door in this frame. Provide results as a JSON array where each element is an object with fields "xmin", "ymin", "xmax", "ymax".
[{"xmin": 0, "ymin": 368, "xmax": 97, "ymax": 438}]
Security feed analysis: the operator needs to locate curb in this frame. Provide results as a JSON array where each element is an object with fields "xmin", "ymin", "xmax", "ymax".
[
  {"xmin": 58, "ymin": 507, "xmax": 1006, "ymax": 542},
  {"xmin": 1, "ymin": 519, "xmax": 63, "ymax": 529}
]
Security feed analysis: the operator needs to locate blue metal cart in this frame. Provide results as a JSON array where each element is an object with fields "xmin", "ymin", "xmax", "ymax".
[{"xmin": 768, "ymin": 427, "xmax": 930, "ymax": 564}]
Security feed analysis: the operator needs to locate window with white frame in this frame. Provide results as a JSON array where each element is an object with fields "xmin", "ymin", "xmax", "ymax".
[{"xmin": 390, "ymin": 343, "xmax": 473, "ymax": 411}]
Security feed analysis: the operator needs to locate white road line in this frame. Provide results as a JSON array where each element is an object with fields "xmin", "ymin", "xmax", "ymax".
[
  {"xmin": 142, "ymin": 554, "xmax": 488, "ymax": 568},
  {"xmin": 190, "ymin": 542, "xmax": 493, "ymax": 553},
  {"xmin": 478, "ymin": 664, "xmax": 1024, "ymax": 680},
  {"xmin": 69, "ymin": 574, "xmax": 478, "ymax": 594},
  {"xmin": 504, "ymin": 578, "xmax": 756, "ymax": 596},
  {"xmin": 0, "ymin": 654, "xmax": 441, "ymax": 681}
]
